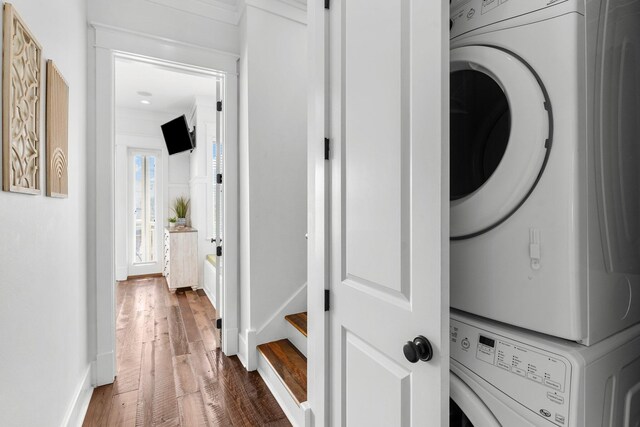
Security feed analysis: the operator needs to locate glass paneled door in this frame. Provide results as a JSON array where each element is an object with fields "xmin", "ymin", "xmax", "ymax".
[{"xmin": 129, "ymin": 149, "xmax": 163, "ymax": 275}]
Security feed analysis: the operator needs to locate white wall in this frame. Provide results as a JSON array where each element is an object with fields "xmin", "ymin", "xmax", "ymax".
[
  {"xmin": 0, "ymin": 0, "xmax": 91, "ymax": 426},
  {"xmin": 114, "ymin": 108, "xmax": 190, "ymax": 280},
  {"xmin": 88, "ymin": 0, "xmax": 239, "ymax": 54},
  {"xmin": 239, "ymin": 5, "xmax": 307, "ymax": 352}
]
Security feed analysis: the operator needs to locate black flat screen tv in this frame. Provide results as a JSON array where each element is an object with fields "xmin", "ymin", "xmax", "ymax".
[{"xmin": 161, "ymin": 115, "xmax": 195, "ymax": 155}]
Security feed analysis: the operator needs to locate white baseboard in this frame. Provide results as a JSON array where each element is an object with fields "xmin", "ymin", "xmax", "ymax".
[
  {"xmin": 246, "ymin": 329, "xmax": 257, "ymax": 371},
  {"xmin": 61, "ymin": 365, "xmax": 93, "ymax": 427},
  {"xmin": 222, "ymin": 327, "xmax": 238, "ymax": 356},
  {"xmin": 115, "ymin": 266, "xmax": 128, "ymax": 281},
  {"xmin": 95, "ymin": 351, "xmax": 115, "ymax": 386},
  {"xmin": 237, "ymin": 332, "xmax": 248, "ymax": 368},
  {"xmin": 257, "ymin": 352, "xmax": 310, "ymax": 427}
]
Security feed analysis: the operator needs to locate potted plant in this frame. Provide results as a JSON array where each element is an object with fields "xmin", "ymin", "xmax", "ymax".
[
  {"xmin": 172, "ymin": 196, "xmax": 190, "ymax": 227},
  {"xmin": 168, "ymin": 217, "xmax": 177, "ymax": 230}
]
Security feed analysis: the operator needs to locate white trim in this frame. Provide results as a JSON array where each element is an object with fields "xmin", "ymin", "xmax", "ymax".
[
  {"xmin": 307, "ymin": 1, "xmax": 328, "ymax": 425},
  {"xmin": 90, "ymin": 26, "xmax": 240, "ymax": 385},
  {"xmin": 246, "ymin": 329, "xmax": 257, "ymax": 371},
  {"xmin": 237, "ymin": 332, "xmax": 248, "ymax": 367},
  {"xmin": 241, "ymin": 0, "xmax": 307, "ymax": 24},
  {"xmin": 91, "ymin": 23, "xmax": 239, "ymax": 74},
  {"xmin": 140, "ymin": 0, "xmax": 307, "ymax": 25},
  {"xmin": 256, "ymin": 283, "xmax": 307, "ymax": 335},
  {"xmin": 60, "ymin": 366, "xmax": 93, "ymax": 427},
  {"xmin": 146, "ymin": 0, "xmax": 240, "ymax": 25}
]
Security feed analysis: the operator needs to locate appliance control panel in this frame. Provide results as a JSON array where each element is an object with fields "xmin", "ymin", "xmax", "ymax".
[
  {"xmin": 449, "ymin": 0, "xmax": 582, "ymax": 39},
  {"xmin": 451, "ymin": 319, "xmax": 572, "ymax": 426}
]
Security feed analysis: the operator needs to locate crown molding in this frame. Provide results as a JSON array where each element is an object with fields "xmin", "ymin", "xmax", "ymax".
[
  {"xmin": 144, "ymin": 0, "xmax": 306, "ymax": 26},
  {"xmin": 240, "ymin": 0, "xmax": 307, "ymax": 24}
]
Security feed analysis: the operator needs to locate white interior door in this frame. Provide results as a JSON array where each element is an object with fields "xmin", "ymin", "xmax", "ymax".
[{"xmin": 328, "ymin": 0, "xmax": 449, "ymax": 425}]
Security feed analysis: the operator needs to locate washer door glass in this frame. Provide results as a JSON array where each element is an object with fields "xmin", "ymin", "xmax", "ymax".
[
  {"xmin": 450, "ymin": 46, "xmax": 551, "ymax": 239},
  {"xmin": 450, "ymin": 398, "xmax": 475, "ymax": 426}
]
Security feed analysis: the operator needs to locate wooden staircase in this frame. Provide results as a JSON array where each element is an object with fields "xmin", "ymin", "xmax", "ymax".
[{"xmin": 257, "ymin": 312, "xmax": 309, "ymax": 426}]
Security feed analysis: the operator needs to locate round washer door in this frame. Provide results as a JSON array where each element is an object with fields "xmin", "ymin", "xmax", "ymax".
[
  {"xmin": 450, "ymin": 46, "xmax": 551, "ymax": 239},
  {"xmin": 450, "ymin": 372, "xmax": 500, "ymax": 427}
]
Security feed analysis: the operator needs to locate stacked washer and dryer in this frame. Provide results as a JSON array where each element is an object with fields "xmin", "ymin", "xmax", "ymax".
[{"xmin": 448, "ymin": 0, "xmax": 640, "ymax": 425}]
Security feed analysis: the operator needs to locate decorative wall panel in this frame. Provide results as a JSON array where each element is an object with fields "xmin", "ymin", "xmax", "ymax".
[
  {"xmin": 2, "ymin": 3, "xmax": 43, "ymax": 194},
  {"xmin": 46, "ymin": 60, "xmax": 69, "ymax": 198}
]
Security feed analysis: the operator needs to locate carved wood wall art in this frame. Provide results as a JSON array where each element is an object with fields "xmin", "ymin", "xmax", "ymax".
[
  {"xmin": 2, "ymin": 3, "xmax": 43, "ymax": 194},
  {"xmin": 46, "ymin": 61, "xmax": 69, "ymax": 198}
]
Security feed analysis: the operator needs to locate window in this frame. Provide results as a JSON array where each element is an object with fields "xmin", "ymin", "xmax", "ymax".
[{"xmin": 133, "ymin": 153, "xmax": 157, "ymax": 264}]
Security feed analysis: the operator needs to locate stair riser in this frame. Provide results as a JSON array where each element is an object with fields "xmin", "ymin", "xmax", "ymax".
[{"xmin": 287, "ymin": 322, "xmax": 308, "ymax": 357}]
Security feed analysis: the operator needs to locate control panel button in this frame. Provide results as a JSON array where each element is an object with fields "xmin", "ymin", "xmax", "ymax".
[
  {"xmin": 497, "ymin": 361, "xmax": 511, "ymax": 371},
  {"xmin": 544, "ymin": 379, "xmax": 562, "ymax": 391},
  {"xmin": 547, "ymin": 393, "xmax": 564, "ymax": 405},
  {"xmin": 555, "ymin": 414, "xmax": 566, "ymax": 424},
  {"xmin": 527, "ymin": 372, "xmax": 543, "ymax": 383},
  {"xmin": 512, "ymin": 366, "xmax": 526, "ymax": 377},
  {"xmin": 461, "ymin": 338, "xmax": 470, "ymax": 350}
]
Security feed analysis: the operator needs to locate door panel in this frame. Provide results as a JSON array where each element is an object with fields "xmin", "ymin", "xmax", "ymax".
[
  {"xmin": 329, "ymin": 0, "xmax": 449, "ymax": 425},
  {"xmin": 344, "ymin": 330, "xmax": 411, "ymax": 426}
]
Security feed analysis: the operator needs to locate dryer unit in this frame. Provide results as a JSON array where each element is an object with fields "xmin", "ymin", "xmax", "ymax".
[
  {"xmin": 449, "ymin": 0, "xmax": 640, "ymax": 345},
  {"xmin": 450, "ymin": 310, "xmax": 640, "ymax": 427}
]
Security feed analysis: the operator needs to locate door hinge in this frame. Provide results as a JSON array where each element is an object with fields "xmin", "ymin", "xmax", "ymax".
[
  {"xmin": 216, "ymin": 318, "xmax": 222, "ymax": 329},
  {"xmin": 216, "ymin": 173, "xmax": 223, "ymax": 184},
  {"xmin": 217, "ymin": 101, "xmax": 223, "ymax": 112},
  {"xmin": 324, "ymin": 138, "xmax": 330, "ymax": 160},
  {"xmin": 216, "ymin": 246, "xmax": 223, "ymax": 257},
  {"xmin": 325, "ymin": 0, "xmax": 330, "ymax": 9},
  {"xmin": 324, "ymin": 289, "xmax": 330, "ymax": 311}
]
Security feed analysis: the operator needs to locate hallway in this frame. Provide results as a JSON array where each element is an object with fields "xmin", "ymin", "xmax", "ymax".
[{"xmin": 82, "ymin": 278, "xmax": 290, "ymax": 426}]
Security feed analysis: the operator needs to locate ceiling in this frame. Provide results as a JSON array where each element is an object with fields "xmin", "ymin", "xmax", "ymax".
[{"xmin": 115, "ymin": 58, "xmax": 218, "ymax": 114}]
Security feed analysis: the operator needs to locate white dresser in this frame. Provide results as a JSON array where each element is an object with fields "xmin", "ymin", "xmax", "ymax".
[{"xmin": 163, "ymin": 227, "xmax": 198, "ymax": 291}]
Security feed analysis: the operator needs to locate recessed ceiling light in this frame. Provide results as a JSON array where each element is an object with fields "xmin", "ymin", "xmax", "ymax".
[
  {"xmin": 137, "ymin": 91, "xmax": 153, "ymax": 97},
  {"xmin": 140, "ymin": 100, "xmax": 151, "ymax": 105}
]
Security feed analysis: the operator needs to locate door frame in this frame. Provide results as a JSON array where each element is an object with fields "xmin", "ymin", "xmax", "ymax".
[
  {"xmin": 127, "ymin": 148, "xmax": 164, "ymax": 276},
  {"xmin": 307, "ymin": 1, "xmax": 329, "ymax": 425},
  {"xmin": 89, "ymin": 24, "xmax": 239, "ymax": 386}
]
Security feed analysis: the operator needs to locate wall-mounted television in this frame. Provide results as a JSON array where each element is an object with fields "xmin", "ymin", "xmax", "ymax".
[{"xmin": 161, "ymin": 115, "xmax": 195, "ymax": 155}]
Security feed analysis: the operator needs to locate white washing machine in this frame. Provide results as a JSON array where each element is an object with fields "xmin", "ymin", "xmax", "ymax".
[
  {"xmin": 449, "ymin": 0, "xmax": 640, "ymax": 345},
  {"xmin": 450, "ymin": 309, "xmax": 640, "ymax": 427}
]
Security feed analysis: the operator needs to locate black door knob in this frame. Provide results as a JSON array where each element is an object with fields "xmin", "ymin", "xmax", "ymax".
[{"xmin": 403, "ymin": 336, "xmax": 433, "ymax": 363}]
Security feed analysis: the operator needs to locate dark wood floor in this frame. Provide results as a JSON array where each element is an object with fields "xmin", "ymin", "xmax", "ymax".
[{"xmin": 83, "ymin": 277, "xmax": 290, "ymax": 426}]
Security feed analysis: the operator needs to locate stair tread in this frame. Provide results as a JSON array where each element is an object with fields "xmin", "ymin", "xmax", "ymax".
[
  {"xmin": 258, "ymin": 339, "xmax": 307, "ymax": 405},
  {"xmin": 284, "ymin": 312, "xmax": 308, "ymax": 337}
]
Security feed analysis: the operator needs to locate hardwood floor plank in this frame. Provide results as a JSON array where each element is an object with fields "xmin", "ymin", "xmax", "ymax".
[
  {"xmin": 173, "ymin": 354, "xmax": 199, "ymax": 397},
  {"xmin": 153, "ymin": 336, "xmax": 180, "ymax": 425},
  {"xmin": 198, "ymin": 291, "xmax": 218, "ymax": 321},
  {"xmin": 186, "ymin": 292, "xmax": 219, "ymax": 351},
  {"xmin": 106, "ymin": 390, "xmax": 138, "ymax": 427},
  {"xmin": 84, "ymin": 276, "xmax": 289, "ymax": 427},
  {"xmin": 177, "ymin": 291, "xmax": 202, "ymax": 343},
  {"xmin": 135, "ymin": 341, "xmax": 155, "ymax": 427},
  {"xmin": 82, "ymin": 384, "xmax": 114, "ymax": 427},
  {"xmin": 178, "ymin": 392, "xmax": 209, "ymax": 427},
  {"xmin": 167, "ymin": 305, "xmax": 189, "ymax": 357}
]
